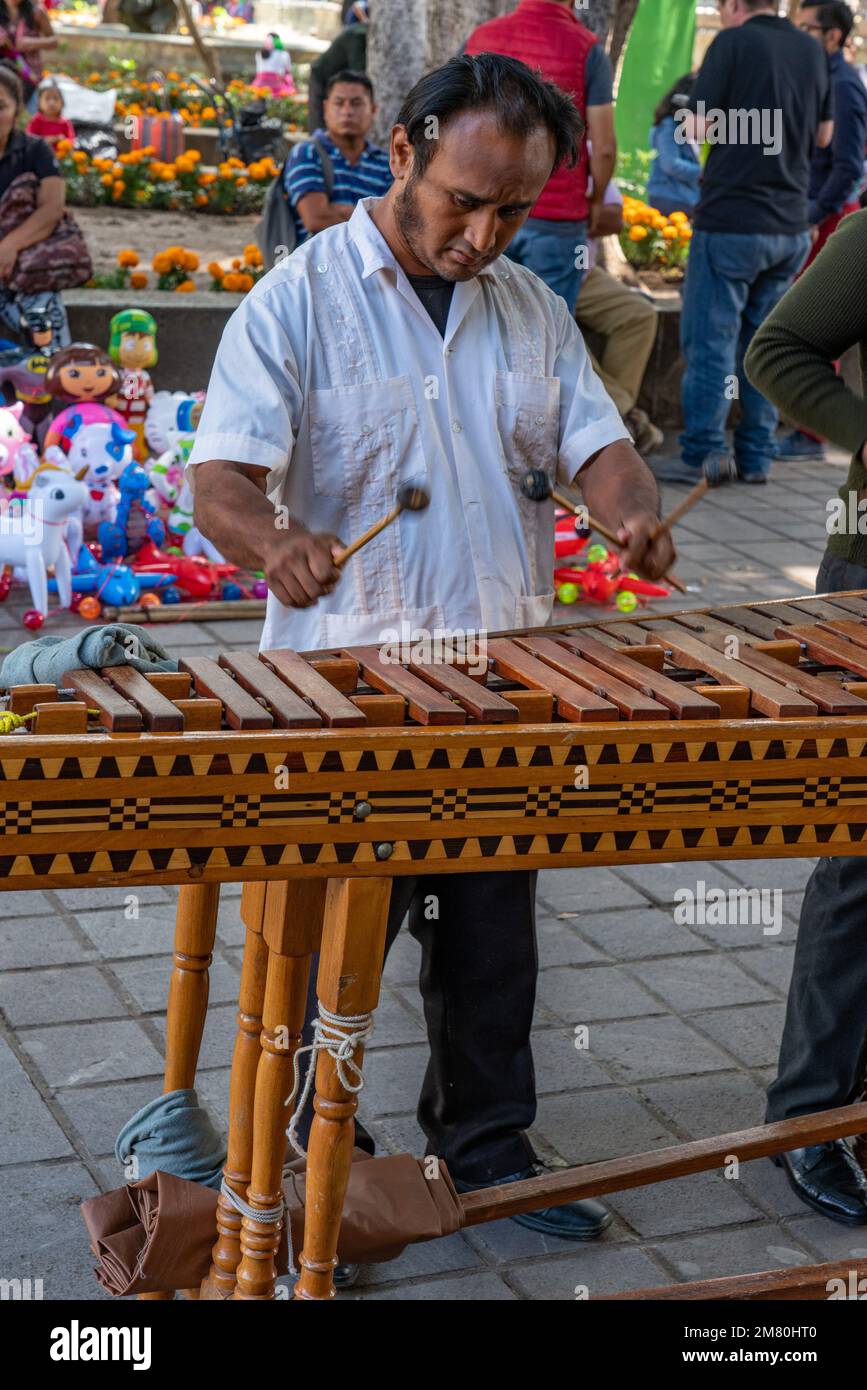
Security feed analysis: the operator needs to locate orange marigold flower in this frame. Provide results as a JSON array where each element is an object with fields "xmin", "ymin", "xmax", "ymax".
[
  {"xmin": 231, "ymin": 258, "xmax": 241, "ymax": 269},
  {"xmin": 112, "ymin": 182, "xmax": 124, "ymax": 200},
  {"xmin": 174, "ymin": 279, "xmax": 196, "ymax": 293},
  {"xmin": 236, "ymin": 274, "xmax": 254, "ymax": 292},
  {"xmin": 236, "ymin": 177, "xmax": 248, "ymax": 187},
  {"xmin": 208, "ymin": 261, "xmax": 224, "ymax": 278},
  {"xmin": 117, "ymin": 249, "xmax": 139, "ymax": 267},
  {"xmin": 222, "ymin": 272, "xmax": 241, "ymax": 291},
  {"xmin": 130, "ymin": 271, "xmax": 148, "ymax": 288},
  {"xmin": 100, "ymin": 173, "xmax": 113, "ymax": 186},
  {"xmin": 194, "ymin": 192, "xmax": 208, "ymax": 206},
  {"xmin": 152, "ymin": 252, "xmax": 172, "ymax": 273},
  {"xmin": 182, "ymin": 251, "xmax": 199, "ymax": 271}
]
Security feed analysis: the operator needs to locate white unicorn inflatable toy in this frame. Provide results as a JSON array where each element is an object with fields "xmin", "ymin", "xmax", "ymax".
[{"xmin": 0, "ymin": 469, "xmax": 89, "ymax": 616}]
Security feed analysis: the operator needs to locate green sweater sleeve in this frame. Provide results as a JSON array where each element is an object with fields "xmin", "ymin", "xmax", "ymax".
[{"xmin": 745, "ymin": 209, "xmax": 867, "ymax": 458}]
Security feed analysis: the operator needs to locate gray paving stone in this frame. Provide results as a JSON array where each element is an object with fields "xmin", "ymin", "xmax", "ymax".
[
  {"xmin": 722, "ymin": 858, "xmax": 815, "ymax": 892},
  {"xmin": 509, "ymin": 1244, "xmax": 670, "ymax": 1300},
  {"xmin": 0, "ymin": 1038, "xmax": 72, "ymax": 1164},
  {"xmin": 0, "ymin": 914, "xmax": 95, "ymax": 969},
  {"xmin": 532, "ymin": 1027, "xmax": 613, "ymax": 1093},
  {"xmin": 687, "ymin": 910, "xmax": 797, "ymax": 950},
  {"xmin": 190, "ymin": 1068, "xmax": 232, "ymax": 1134},
  {"xmin": 534, "ymin": 1088, "xmax": 677, "ymax": 1167},
  {"xmin": 733, "ymin": 945, "xmax": 794, "ymax": 1000},
  {"xmin": 360, "ymin": 1112, "xmax": 427, "ymax": 1157},
  {"xmin": 637, "ymin": 1073, "xmax": 767, "ymax": 1142},
  {"xmin": 535, "ymin": 964, "xmax": 665, "ymax": 1025},
  {"xmin": 628, "ymin": 953, "xmax": 775, "ymax": 1012},
  {"xmin": 587, "ymin": 1016, "xmax": 733, "ymax": 1084},
  {"xmin": 736, "ymin": 1155, "xmax": 812, "ymax": 1220},
  {"xmin": 152, "ymin": 1002, "xmax": 236, "ymax": 1072},
  {"xmin": 698, "ymin": 1002, "xmax": 787, "ymax": 1069},
  {"xmin": 0, "ymin": 890, "xmax": 55, "ymax": 917},
  {"xmin": 50, "ymin": 885, "xmax": 173, "ymax": 912},
  {"xmin": 53, "ymin": 1078, "xmax": 183, "ymax": 1159},
  {"xmin": 75, "ymin": 903, "xmax": 179, "ymax": 960},
  {"xmin": 112, "ymin": 954, "xmax": 240, "ymax": 1014},
  {"xmin": 358, "ymin": 1044, "xmax": 429, "ymax": 1118},
  {"xmin": 535, "ymin": 916, "xmax": 603, "ymax": 967},
  {"xmin": 612, "ymin": 862, "xmax": 740, "ymax": 907},
  {"xmin": 0, "ymin": 966, "xmax": 128, "ymax": 1026},
  {"xmin": 654, "ymin": 1224, "xmax": 813, "ymax": 1283},
  {"xmin": 0, "ymin": 1159, "xmax": 109, "ymax": 1301},
  {"xmin": 608, "ymin": 1170, "xmax": 761, "ymax": 1238},
  {"xmin": 361, "ymin": 1232, "xmax": 482, "ymax": 1286},
  {"xmin": 21, "ymin": 1020, "xmax": 165, "ymax": 1089},
  {"xmin": 370, "ymin": 987, "xmax": 426, "ymax": 1048},
  {"xmin": 574, "ymin": 907, "xmax": 709, "ymax": 961},
  {"xmin": 356, "ymin": 1270, "xmax": 517, "ymax": 1300},
  {"xmin": 201, "ymin": 619, "xmax": 271, "ymax": 645},
  {"xmin": 536, "ymin": 868, "xmax": 649, "ymax": 913},
  {"xmin": 381, "ymin": 928, "xmax": 422, "ymax": 986},
  {"xmin": 784, "ymin": 1215, "xmax": 867, "ymax": 1264}
]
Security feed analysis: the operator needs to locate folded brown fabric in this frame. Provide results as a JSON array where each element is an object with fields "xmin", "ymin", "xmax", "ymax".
[
  {"xmin": 81, "ymin": 1171, "xmax": 288, "ymax": 1296},
  {"xmin": 283, "ymin": 1150, "xmax": 464, "ymax": 1265}
]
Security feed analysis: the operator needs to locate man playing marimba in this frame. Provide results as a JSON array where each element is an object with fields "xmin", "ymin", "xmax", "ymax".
[{"xmin": 188, "ymin": 53, "xmax": 675, "ymax": 1270}]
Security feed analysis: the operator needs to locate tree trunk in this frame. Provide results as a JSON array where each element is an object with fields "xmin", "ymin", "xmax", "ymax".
[
  {"xmin": 609, "ymin": 0, "xmax": 640, "ymax": 73},
  {"xmin": 427, "ymin": 0, "xmax": 509, "ymax": 70},
  {"xmin": 579, "ymin": 0, "xmax": 616, "ymax": 42},
  {"xmin": 368, "ymin": 0, "xmax": 429, "ymax": 140}
]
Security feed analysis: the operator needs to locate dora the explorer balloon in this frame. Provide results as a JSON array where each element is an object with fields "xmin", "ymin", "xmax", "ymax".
[
  {"xmin": 107, "ymin": 309, "xmax": 157, "ymax": 463},
  {"xmin": 45, "ymin": 343, "xmax": 121, "ymax": 411}
]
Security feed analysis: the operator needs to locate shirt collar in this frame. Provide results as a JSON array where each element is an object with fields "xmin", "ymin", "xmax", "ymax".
[
  {"xmin": 313, "ymin": 126, "xmax": 376, "ymax": 159},
  {"xmin": 348, "ymin": 197, "xmax": 509, "ymax": 285}
]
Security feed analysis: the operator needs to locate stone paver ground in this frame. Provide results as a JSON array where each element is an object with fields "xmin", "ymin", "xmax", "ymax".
[{"xmin": 2, "ymin": 441, "xmax": 866, "ymax": 1301}]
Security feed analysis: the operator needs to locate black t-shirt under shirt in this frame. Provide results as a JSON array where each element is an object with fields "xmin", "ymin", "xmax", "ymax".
[
  {"xmin": 0, "ymin": 130, "xmax": 60, "ymax": 201},
  {"xmin": 407, "ymin": 272, "xmax": 455, "ymax": 337},
  {"xmin": 689, "ymin": 15, "xmax": 832, "ymax": 235}
]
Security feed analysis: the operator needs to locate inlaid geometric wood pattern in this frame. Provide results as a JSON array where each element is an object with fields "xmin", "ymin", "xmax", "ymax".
[{"xmin": 3, "ymin": 591, "xmax": 867, "ymax": 889}]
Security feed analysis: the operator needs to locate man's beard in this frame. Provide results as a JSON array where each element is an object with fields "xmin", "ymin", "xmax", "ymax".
[{"xmin": 394, "ymin": 173, "xmax": 458, "ymax": 282}]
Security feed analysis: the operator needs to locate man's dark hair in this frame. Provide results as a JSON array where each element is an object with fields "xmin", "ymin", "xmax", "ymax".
[
  {"xmin": 326, "ymin": 68, "xmax": 374, "ymax": 100},
  {"xmin": 739, "ymin": 1, "xmax": 779, "ymax": 11},
  {"xmin": 799, "ymin": 0, "xmax": 855, "ymax": 41},
  {"xmin": 395, "ymin": 53, "xmax": 584, "ymax": 178}
]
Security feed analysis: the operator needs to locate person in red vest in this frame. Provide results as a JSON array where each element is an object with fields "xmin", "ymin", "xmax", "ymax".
[{"xmin": 465, "ymin": 0, "xmax": 615, "ymax": 308}]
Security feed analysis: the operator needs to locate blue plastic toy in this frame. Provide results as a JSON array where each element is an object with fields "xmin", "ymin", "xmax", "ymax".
[{"xmin": 97, "ymin": 460, "xmax": 166, "ymax": 562}]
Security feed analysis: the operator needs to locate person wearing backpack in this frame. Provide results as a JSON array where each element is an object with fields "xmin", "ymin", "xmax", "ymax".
[
  {"xmin": 257, "ymin": 68, "xmax": 391, "ymax": 267},
  {"xmin": 288, "ymin": 70, "xmax": 390, "ymax": 240}
]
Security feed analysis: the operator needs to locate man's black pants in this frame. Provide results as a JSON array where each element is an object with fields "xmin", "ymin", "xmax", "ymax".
[
  {"xmin": 766, "ymin": 552, "xmax": 867, "ymax": 1123},
  {"xmin": 291, "ymin": 870, "xmax": 539, "ymax": 1184}
]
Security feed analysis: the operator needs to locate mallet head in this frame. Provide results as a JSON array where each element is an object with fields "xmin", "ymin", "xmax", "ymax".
[
  {"xmin": 520, "ymin": 468, "xmax": 553, "ymax": 503},
  {"xmin": 396, "ymin": 482, "xmax": 430, "ymax": 512}
]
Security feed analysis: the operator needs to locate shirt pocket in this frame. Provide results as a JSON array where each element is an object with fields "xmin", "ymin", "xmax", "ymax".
[
  {"xmin": 495, "ymin": 370, "xmax": 561, "ymax": 486},
  {"xmin": 307, "ymin": 375, "xmax": 421, "ymax": 503}
]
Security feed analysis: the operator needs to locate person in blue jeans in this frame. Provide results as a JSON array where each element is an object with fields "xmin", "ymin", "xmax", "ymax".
[
  {"xmin": 650, "ymin": 0, "xmax": 832, "ymax": 487},
  {"xmin": 647, "ymin": 73, "xmax": 701, "ymax": 217}
]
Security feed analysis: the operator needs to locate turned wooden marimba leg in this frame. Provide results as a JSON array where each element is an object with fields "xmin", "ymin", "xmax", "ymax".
[
  {"xmin": 139, "ymin": 880, "xmax": 222, "ymax": 1301},
  {"xmin": 233, "ymin": 879, "xmax": 326, "ymax": 1300},
  {"xmin": 295, "ymin": 876, "xmax": 391, "ymax": 1302},
  {"xmin": 164, "ymin": 881, "xmax": 221, "ymax": 1093},
  {"xmin": 200, "ymin": 881, "xmax": 269, "ymax": 1300}
]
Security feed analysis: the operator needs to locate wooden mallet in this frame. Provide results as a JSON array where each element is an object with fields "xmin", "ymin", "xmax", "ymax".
[
  {"xmin": 520, "ymin": 468, "xmax": 687, "ymax": 594},
  {"xmin": 333, "ymin": 482, "xmax": 431, "ymax": 567}
]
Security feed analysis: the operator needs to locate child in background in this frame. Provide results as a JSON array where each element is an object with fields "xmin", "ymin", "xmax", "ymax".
[{"xmin": 26, "ymin": 78, "xmax": 73, "ymax": 146}]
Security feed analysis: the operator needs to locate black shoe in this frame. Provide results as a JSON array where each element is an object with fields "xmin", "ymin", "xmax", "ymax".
[
  {"xmin": 454, "ymin": 1164, "xmax": 612, "ymax": 1240},
  {"xmin": 287, "ymin": 1261, "xmax": 360, "ymax": 1290},
  {"xmin": 773, "ymin": 1140, "xmax": 867, "ymax": 1226}
]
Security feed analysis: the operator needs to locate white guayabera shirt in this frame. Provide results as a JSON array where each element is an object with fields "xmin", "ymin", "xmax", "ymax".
[{"xmin": 187, "ymin": 198, "xmax": 629, "ymax": 653}]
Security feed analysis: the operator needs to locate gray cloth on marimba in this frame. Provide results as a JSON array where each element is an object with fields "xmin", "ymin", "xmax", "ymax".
[
  {"xmin": 115, "ymin": 1088, "xmax": 226, "ymax": 1191},
  {"xmin": 0, "ymin": 623, "xmax": 178, "ymax": 689}
]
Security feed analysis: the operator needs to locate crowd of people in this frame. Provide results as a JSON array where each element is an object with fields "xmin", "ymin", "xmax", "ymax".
[{"xmin": 291, "ymin": 0, "xmax": 867, "ymax": 482}]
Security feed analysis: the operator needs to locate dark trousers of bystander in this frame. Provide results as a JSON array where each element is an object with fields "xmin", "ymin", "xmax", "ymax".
[{"xmin": 766, "ymin": 550, "xmax": 867, "ymax": 1124}]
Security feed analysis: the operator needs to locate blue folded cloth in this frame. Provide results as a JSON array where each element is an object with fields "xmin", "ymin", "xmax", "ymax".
[
  {"xmin": 116, "ymin": 1089, "xmax": 226, "ymax": 1190},
  {"xmin": 0, "ymin": 624, "xmax": 178, "ymax": 689}
]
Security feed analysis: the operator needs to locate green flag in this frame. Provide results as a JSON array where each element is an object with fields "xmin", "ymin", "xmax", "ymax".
[{"xmin": 614, "ymin": 0, "xmax": 697, "ymax": 160}]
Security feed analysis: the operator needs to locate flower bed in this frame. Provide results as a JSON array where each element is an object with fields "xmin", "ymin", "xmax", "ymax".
[
  {"xmin": 621, "ymin": 197, "xmax": 692, "ymax": 275},
  {"xmin": 74, "ymin": 66, "xmax": 308, "ymax": 132},
  {"xmin": 57, "ymin": 139, "xmax": 279, "ymax": 213},
  {"xmin": 86, "ymin": 244, "xmax": 265, "ymax": 295}
]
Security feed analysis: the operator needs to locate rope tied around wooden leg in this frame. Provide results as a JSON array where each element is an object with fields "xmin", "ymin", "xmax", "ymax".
[
  {"xmin": 219, "ymin": 1180, "xmax": 284, "ymax": 1227},
  {"xmin": 284, "ymin": 1004, "xmax": 375, "ymax": 1161}
]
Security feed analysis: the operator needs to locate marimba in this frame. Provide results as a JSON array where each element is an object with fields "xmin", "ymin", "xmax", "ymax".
[{"xmin": 5, "ymin": 590, "xmax": 867, "ymax": 1302}]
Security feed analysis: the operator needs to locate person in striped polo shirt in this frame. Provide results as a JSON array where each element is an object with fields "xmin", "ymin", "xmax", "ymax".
[{"xmin": 284, "ymin": 69, "xmax": 392, "ymax": 244}]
